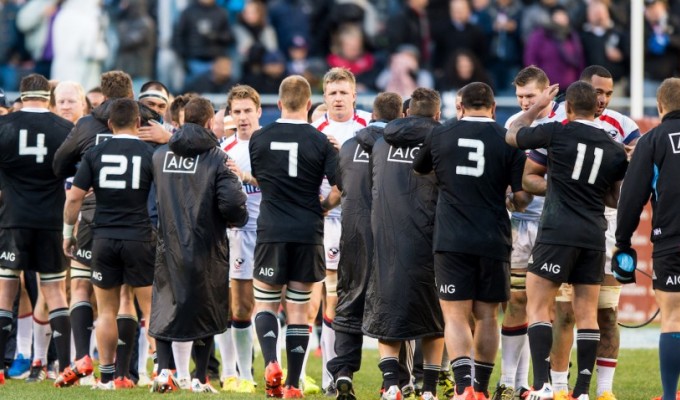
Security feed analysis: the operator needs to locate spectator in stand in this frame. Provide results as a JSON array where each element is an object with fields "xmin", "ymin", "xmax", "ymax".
[
  {"xmin": 326, "ymin": 24, "xmax": 379, "ymax": 93},
  {"xmin": 286, "ymin": 35, "xmax": 325, "ymax": 91},
  {"xmin": 0, "ymin": 0, "xmax": 27, "ymax": 91},
  {"xmin": 524, "ymin": 5, "xmax": 585, "ymax": 92},
  {"xmin": 0, "ymin": 89, "xmax": 11, "ymax": 115},
  {"xmin": 436, "ymin": 49, "xmax": 492, "ymax": 93},
  {"xmin": 431, "ymin": 0, "xmax": 487, "ymax": 79},
  {"xmin": 268, "ymin": 0, "xmax": 312, "ymax": 54},
  {"xmin": 172, "ymin": 0, "xmax": 234, "ymax": 89},
  {"xmin": 471, "ymin": 0, "xmax": 494, "ymax": 41},
  {"xmin": 580, "ymin": 0, "xmax": 629, "ymax": 85},
  {"xmin": 184, "ymin": 56, "xmax": 237, "ymax": 94},
  {"xmin": 375, "ymin": 45, "xmax": 434, "ymax": 99},
  {"xmin": 51, "ymin": 0, "xmax": 107, "ymax": 92},
  {"xmin": 643, "ymin": 0, "xmax": 680, "ymax": 100},
  {"xmin": 114, "ymin": 0, "xmax": 156, "ymax": 95},
  {"xmin": 488, "ymin": 0, "xmax": 523, "ymax": 94},
  {"xmin": 233, "ymin": 0, "xmax": 279, "ymax": 65},
  {"xmin": 17, "ymin": 0, "xmax": 62, "ymax": 79},
  {"xmin": 243, "ymin": 50, "xmax": 287, "ymax": 95},
  {"xmin": 385, "ymin": 0, "xmax": 432, "ymax": 67},
  {"xmin": 520, "ymin": 0, "xmax": 558, "ymax": 42}
]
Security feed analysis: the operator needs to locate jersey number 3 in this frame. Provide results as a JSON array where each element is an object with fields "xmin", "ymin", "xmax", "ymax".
[
  {"xmin": 456, "ymin": 138, "xmax": 485, "ymax": 177},
  {"xmin": 100, "ymin": 154, "xmax": 142, "ymax": 189},
  {"xmin": 270, "ymin": 141, "xmax": 298, "ymax": 177},
  {"xmin": 572, "ymin": 143, "xmax": 603, "ymax": 184}
]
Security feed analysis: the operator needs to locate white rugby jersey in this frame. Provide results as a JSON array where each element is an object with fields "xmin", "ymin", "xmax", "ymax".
[
  {"xmin": 222, "ymin": 136, "xmax": 260, "ymax": 231},
  {"xmin": 504, "ymin": 102, "xmax": 561, "ymax": 222},
  {"xmin": 311, "ymin": 110, "xmax": 371, "ymax": 219}
]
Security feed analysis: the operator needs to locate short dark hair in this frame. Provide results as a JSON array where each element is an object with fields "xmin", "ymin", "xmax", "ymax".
[
  {"xmin": 657, "ymin": 77, "xmax": 680, "ymax": 113},
  {"xmin": 19, "ymin": 74, "xmax": 50, "ymax": 101},
  {"xmin": 184, "ymin": 97, "xmax": 215, "ymax": 126},
  {"xmin": 460, "ymin": 82, "xmax": 495, "ymax": 110},
  {"xmin": 140, "ymin": 80, "xmax": 170, "ymax": 97},
  {"xmin": 580, "ymin": 65, "xmax": 613, "ymax": 82},
  {"xmin": 513, "ymin": 66, "xmax": 549, "ymax": 88},
  {"xmin": 408, "ymin": 88, "xmax": 440, "ymax": 118},
  {"xmin": 109, "ymin": 98, "xmax": 140, "ymax": 130},
  {"xmin": 169, "ymin": 94, "xmax": 197, "ymax": 125},
  {"xmin": 565, "ymin": 81, "xmax": 597, "ymax": 116},
  {"xmin": 101, "ymin": 71, "xmax": 133, "ymax": 99},
  {"xmin": 88, "ymin": 86, "xmax": 103, "ymax": 95},
  {"xmin": 373, "ymin": 92, "xmax": 403, "ymax": 121}
]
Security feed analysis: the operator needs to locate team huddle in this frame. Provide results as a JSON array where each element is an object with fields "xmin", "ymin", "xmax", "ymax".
[{"xmin": 0, "ymin": 64, "xmax": 680, "ymax": 400}]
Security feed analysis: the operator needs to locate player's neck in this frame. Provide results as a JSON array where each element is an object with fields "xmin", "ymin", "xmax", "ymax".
[
  {"xmin": 22, "ymin": 100, "xmax": 48, "ymax": 110},
  {"xmin": 237, "ymin": 131, "xmax": 252, "ymax": 141},
  {"xmin": 280, "ymin": 110, "xmax": 308, "ymax": 122}
]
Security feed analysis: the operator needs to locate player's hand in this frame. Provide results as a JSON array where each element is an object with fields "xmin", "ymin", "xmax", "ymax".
[
  {"xmin": 537, "ymin": 84, "xmax": 560, "ymax": 110},
  {"xmin": 505, "ymin": 193, "xmax": 516, "ymax": 212},
  {"xmin": 139, "ymin": 121, "xmax": 171, "ymax": 144},
  {"xmin": 320, "ymin": 195, "xmax": 330, "ymax": 216},
  {"xmin": 611, "ymin": 246, "xmax": 637, "ymax": 284},
  {"xmin": 624, "ymin": 144, "xmax": 635, "ymax": 161},
  {"xmin": 63, "ymin": 237, "xmax": 76, "ymax": 259},
  {"xmin": 226, "ymin": 158, "xmax": 244, "ymax": 180},
  {"xmin": 327, "ymin": 135, "xmax": 341, "ymax": 152}
]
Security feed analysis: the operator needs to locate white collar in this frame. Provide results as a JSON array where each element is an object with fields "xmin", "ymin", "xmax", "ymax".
[
  {"xmin": 276, "ymin": 118, "xmax": 308, "ymax": 124},
  {"xmin": 21, "ymin": 108, "xmax": 50, "ymax": 113},
  {"xmin": 461, "ymin": 116, "xmax": 495, "ymax": 122},
  {"xmin": 110, "ymin": 133, "xmax": 141, "ymax": 140}
]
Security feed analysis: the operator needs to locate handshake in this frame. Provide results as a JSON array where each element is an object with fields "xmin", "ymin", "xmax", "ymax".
[{"xmin": 611, "ymin": 247, "xmax": 638, "ymax": 284}]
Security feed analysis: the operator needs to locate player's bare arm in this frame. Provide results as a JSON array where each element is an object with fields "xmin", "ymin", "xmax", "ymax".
[
  {"xmin": 63, "ymin": 185, "xmax": 87, "ymax": 257},
  {"xmin": 506, "ymin": 84, "xmax": 560, "ymax": 147},
  {"xmin": 522, "ymin": 159, "xmax": 548, "ymax": 196},
  {"xmin": 227, "ymin": 158, "xmax": 259, "ymax": 186},
  {"xmin": 138, "ymin": 120, "xmax": 171, "ymax": 144},
  {"xmin": 506, "ymin": 190, "xmax": 533, "ymax": 213},
  {"xmin": 321, "ymin": 185, "xmax": 341, "ymax": 211},
  {"xmin": 604, "ymin": 180, "xmax": 623, "ymax": 209}
]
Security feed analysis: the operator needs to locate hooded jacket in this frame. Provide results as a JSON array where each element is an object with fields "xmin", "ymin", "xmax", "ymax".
[
  {"xmin": 149, "ymin": 122, "xmax": 247, "ymax": 341},
  {"xmin": 333, "ymin": 122, "xmax": 384, "ymax": 334},
  {"xmin": 362, "ymin": 116, "xmax": 444, "ymax": 340}
]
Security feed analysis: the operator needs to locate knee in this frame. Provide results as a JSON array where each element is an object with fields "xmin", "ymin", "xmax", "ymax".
[
  {"xmin": 233, "ymin": 302, "xmax": 254, "ymax": 321},
  {"xmin": 597, "ymin": 308, "xmax": 618, "ymax": 329}
]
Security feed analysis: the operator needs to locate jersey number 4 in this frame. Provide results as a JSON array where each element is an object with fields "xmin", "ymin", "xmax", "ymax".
[
  {"xmin": 270, "ymin": 141, "xmax": 298, "ymax": 177},
  {"xmin": 572, "ymin": 143, "xmax": 603, "ymax": 184},
  {"xmin": 100, "ymin": 154, "xmax": 142, "ymax": 189},
  {"xmin": 19, "ymin": 130, "xmax": 48, "ymax": 163}
]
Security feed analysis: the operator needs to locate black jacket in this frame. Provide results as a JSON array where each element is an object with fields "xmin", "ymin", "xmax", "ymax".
[
  {"xmin": 149, "ymin": 123, "xmax": 247, "ymax": 341},
  {"xmin": 333, "ymin": 122, "xmax": 384, "ymax": 334},
  {"xmin": 362, "ymin": 116, "xmax": 444, "ymax": 340},
  {"xmin": 616, "ymin": 110, "xmax": 680, "ymax": 256},
  {"xmin": 172, "ymin": 1, "xmax": 233, "ymax": 61}
]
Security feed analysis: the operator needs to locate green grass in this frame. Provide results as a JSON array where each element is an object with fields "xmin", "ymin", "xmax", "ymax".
[{"xmin": 0, "ymin": 348, "xmax": 664, "ymax": 399}]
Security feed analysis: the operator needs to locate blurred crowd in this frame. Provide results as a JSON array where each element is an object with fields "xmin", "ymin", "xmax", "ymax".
[{"xmin": 1, "ymin": 0, "xmax": 680, "ymax": 101}]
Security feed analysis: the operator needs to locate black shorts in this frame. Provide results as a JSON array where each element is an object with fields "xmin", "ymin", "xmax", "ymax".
[
  {"xmin": 0, "ymin": 228, "xmax": 67, "ymax": 273},
  {"xmin": 254, "ymin": 242, "xmax": 325, "ymax": 285},
  {"xmin": 434, "ymin": 251, "xmax": 510, "ymax": 302},
  {"xmin": 528, "ymin": 243, "xmax": 604, "ymax": 285},
  {"xmin": 73, "ymin": 208, "xmax": 95, "ymax": 266},
  {"xmin": 653, "ymin": 252, "xmax": 680, "ymax": 292},
  {"xmin": 91, "ymin": 238, "xmax": 154, "ymax": 289}
]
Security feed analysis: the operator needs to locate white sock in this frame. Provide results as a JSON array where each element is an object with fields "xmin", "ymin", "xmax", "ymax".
[
  {"xmin": 500, "ymin": 328, "xmax": 528, "ymax": 387},
  {"xmin": 441, "ymin": 348, "xmax": 450, "ymax": 372},
  {"xmin": 32, "ymin": 317, "xmax": 51, "ymax": 365},
  {"xmin": 233, "ymin": 322, "xmax": 254, "ymax": 381},
  {"xmin": 16, "ymin": 314, "xmax": 33, "ymax": 358},
  {"xmin": 215, "ymin": 329, "xmax": 237, "ymax": 379},
  {"xmin": 596, "ymin": 357, "xmax": 617, "ymax": 396},
  {"xmin": 551, "ymin": 370, "xmax": 569, "ymax": 392},
  {"xmin": 276, "ymin": 318, "xmax": 283, "ymax": 363},
  {"xmin": 90, "ymin": 323, "xmax": 97, "ymax": 358},
  {"xmin": 300, "ymin": 325, "xmax": 313, "ymax": 383},
  {"xmin": 138, "ymin": 323, "xmax": 149, "ymax": 376},
  {"xmin": 171, "ymin": 341, "xmax": 193, "ymax": 380},
  {"xmin": 516, "ymin": 334, "xmax": 530, "ymax": 389},
  {"xmin": 321, "ymin": 318, "xmax": 337, "ymax": 388}
]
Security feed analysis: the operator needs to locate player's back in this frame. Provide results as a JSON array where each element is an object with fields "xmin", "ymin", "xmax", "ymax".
[
  {"xmin": 425, "ymin": 117, "xmax": 525, "ymax": 258},
  {"xmin": 0, "ymin": 111, "xmax": 73, "ymax": 229},
  {"xmin": 75, "ymin": 135, "xmax": 154, "ymax": 240},
  {"xmin": 519, "ymin": 121, "xmax": 628, "ymax": 249},
  {"xmin": 250, "ymin": 120, "xmax": 337, "ymax": 244}
]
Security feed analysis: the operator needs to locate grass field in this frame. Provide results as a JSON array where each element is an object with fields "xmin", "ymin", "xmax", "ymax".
[{"xmin": 0, "ymin": 348, "xmax": 664, "ymax": 399}]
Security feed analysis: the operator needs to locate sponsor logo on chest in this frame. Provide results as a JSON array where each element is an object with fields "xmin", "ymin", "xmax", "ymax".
[{"xmin": 163, "ymin": 152, "xmax": 199, "ymax": 174}]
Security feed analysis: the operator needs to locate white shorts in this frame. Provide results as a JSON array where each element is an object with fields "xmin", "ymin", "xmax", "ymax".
[
  {"xmin": 604, "ymin": 213, "xmax": 616, "ymax": 275},
  {"xmin": 324, "ymin": 217, "xmax": 341, "ymax": 271},
  {"xmin": 228, "ymin": 229, "xmax": 256, "ymax": 280},
  {"xmin": 511, "ymin": 218, "xmax": 539, "ymax": 269}
]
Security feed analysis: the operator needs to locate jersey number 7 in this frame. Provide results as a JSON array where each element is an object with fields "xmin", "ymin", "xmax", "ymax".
[{"xmin": 270, "ymin": 141, "xmax": 299, "ymax": 177}]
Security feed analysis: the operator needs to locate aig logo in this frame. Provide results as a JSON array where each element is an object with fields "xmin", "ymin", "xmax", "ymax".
[
  {"xmin": 259, "ymin": 267, "xmax": 274, "ymax": 277},
  {"xmin": 353, "ymin": 144, "xmax": 369, "ymax": 163},
  {"xmin": 541, "ymin": 263, "xmax": 561, "ymax": 274},
  {"xmin": 0, "ymin": 251, "xmax": 16, "ymax": 262},
  {"xmin": 76, "ymin": 249, "xmax": 92, "ymax": 260},
  {"xmin": 163, "ymin": 152, "xmax": 199, "ymax": 174},
  {"xmin": 439, "ymin": 284, "xmax": 456, "ymax": 294},
  {"xmin": 387, "ymin": 145, "xmax": 421, "ymax": 164},
  {"xmin": 92, "ymin": 271, "xmax": 103, "ymax": 281}
]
